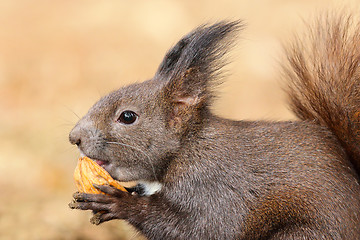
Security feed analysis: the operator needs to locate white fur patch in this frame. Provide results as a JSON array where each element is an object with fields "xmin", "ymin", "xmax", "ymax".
[{"xmin": 138, "ymin": 180, "xmax": 163, "ymax": 196}]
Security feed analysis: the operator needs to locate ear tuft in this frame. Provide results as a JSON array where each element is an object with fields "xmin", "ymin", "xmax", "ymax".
[
  {"xmin": 157, "ymin": 20, "xmax": 244, "ymax": 132},
  {"xmin": 157, "ymin": 21, "xmax": 243, "ymax": 87}
]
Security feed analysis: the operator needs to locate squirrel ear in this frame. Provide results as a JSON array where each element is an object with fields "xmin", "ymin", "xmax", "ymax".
[{"xmin": 155, "ymin": 21, "xmax": 243, "ymax": 131}]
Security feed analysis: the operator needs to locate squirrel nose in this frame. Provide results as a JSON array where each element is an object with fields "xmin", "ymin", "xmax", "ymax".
[{"xmin": 69, "ymin": 125, "xmax": 82, "ymax": 146}]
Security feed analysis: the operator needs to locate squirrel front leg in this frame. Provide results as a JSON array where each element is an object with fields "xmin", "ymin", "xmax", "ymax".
[
  {"xmin": 69, "ymin": 185, "xmax": 142, "ymax": 224},
  {"xmin": 69, "ymin": 185, "xmax": 190, "ymax": 239}
]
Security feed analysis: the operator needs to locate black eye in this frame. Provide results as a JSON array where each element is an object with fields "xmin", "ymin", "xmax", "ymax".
[{"xmin": 117, "ymin": 111, "xmax": 138, "ymax": 124}]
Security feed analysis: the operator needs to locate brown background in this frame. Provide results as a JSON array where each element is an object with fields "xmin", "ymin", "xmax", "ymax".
[{"xmin": 0, "ymin": 0, "xmax": 356, "ymax": 239}]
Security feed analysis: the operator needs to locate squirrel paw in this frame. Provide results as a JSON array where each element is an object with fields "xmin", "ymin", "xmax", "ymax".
[{"xmin": 69, "ymin": 184, "xmax": 138, "ymax": 224}]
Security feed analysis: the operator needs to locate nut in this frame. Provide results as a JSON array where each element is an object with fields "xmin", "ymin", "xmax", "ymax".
[{"xmin": 74, "ymin": 156, "xmax": 127, "ymax": 193}]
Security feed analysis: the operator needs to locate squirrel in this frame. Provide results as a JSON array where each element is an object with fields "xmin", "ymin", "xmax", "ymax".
[{"xmin": 69, "ymin": 13, "xmax": 360, "ymax": 239}]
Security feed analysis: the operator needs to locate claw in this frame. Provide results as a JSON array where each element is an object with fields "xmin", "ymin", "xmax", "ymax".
[
  {"xmin": 90, "ymin": 212, "xmax": 103, "ymax": 225},
  {"xmin": 68, "ymin": 200, "xmax": 77, "ymax": 209},
  {"xmin": 72, "ymin": 192, "xmax": 85, "ymax": 201}
]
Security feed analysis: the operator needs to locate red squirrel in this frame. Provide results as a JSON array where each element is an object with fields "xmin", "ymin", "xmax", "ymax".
[{"xmin": 69, "ymin": 14, "xmax": 360, "ymax": 239}]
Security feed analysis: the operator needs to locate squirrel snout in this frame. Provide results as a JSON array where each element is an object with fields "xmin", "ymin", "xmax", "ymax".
[
  {"xmin": 69, "ymin": 118, "xmax": 97, "ymax": 148},
  {"xmin": 69, "ymin": 125, "xmax": 82, "ymax": 146}
]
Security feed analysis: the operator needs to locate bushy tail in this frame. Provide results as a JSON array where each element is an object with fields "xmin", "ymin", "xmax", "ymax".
[{"xmin": 284, "ymin": 13, "xmax": 360, "ymax": 174}]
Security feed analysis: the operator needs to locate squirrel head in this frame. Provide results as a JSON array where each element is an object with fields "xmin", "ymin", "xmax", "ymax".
[{"xmin": 69, "ymin": 21, "xmax": 242, "ymax": 182}]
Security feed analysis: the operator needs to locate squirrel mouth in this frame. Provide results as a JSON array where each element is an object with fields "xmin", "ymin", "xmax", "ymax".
[
  {"xmin": 79, "ymin": 150, "xmax": 109, "ymax": 167},
  {"xmin": 93, "ymin": 159, "xmax": 108, "ymax": 167}
]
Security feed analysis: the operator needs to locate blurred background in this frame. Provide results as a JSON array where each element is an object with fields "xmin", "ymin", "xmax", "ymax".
[{"xmin": 0, "ymin": 0, "xmax": 356, "ymax": 239}]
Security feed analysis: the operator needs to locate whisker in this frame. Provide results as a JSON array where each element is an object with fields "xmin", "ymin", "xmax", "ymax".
[
  {"xmin": 105, "ymin": 141, "xmax": 158, "ymax": 181},
  {"xmin": 63, "ymin": 105, "xmax": 81, "ymax": 120}
]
